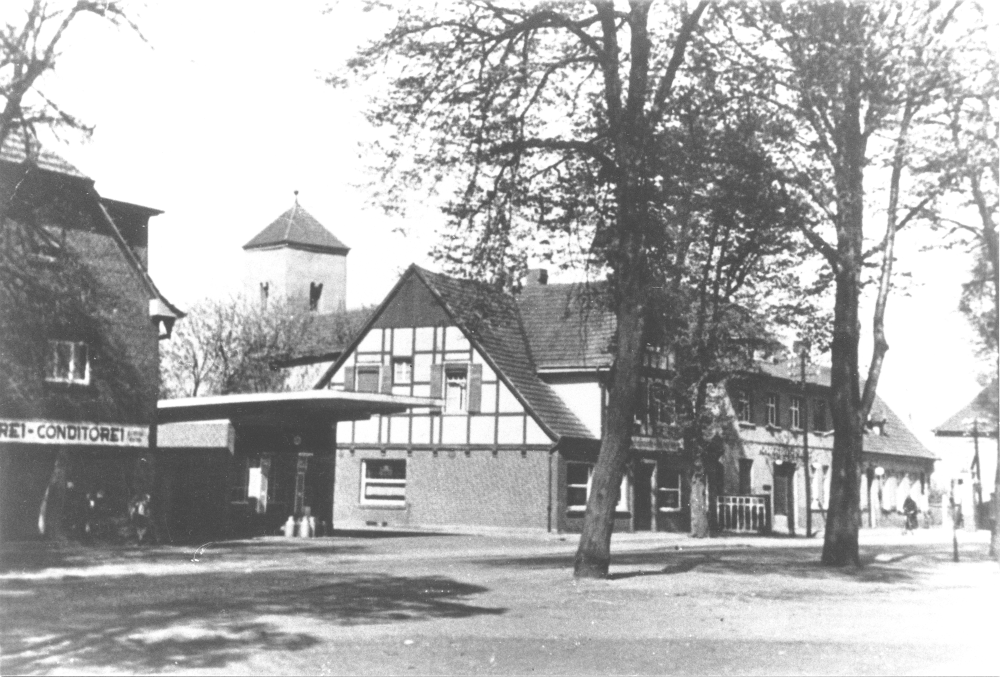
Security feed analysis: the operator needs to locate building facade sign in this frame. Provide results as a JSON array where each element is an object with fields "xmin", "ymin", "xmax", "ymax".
[{"xmin": 0, "ymin": 419, "xmax": 149, "ymax": 448}]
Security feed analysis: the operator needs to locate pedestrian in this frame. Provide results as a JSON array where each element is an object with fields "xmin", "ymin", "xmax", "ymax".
[
  {"xmin": 129, "ymin": 493, "xmax": 152, "ymax": 544},
  {"xmin": 903, "ymin": 495, "xmax": 918, "ymax": 533}
]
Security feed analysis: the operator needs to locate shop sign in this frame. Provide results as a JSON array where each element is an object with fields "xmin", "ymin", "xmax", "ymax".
[
  {"xmin": 756, "ymin": 445, "xmax": 802, "ymax": 464},
  {"xmin": 0, "ymin": 419, "xmax": 149, "ymax": 447}
]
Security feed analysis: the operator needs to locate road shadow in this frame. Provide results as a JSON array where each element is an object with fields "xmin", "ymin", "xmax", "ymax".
[
  {"xmin": 479, "ymin": 540, "xmax": 993, "ymax": 586},
  {"xmin": 0, "ymin": 570, "xmax": 505, "ymax": 674}
]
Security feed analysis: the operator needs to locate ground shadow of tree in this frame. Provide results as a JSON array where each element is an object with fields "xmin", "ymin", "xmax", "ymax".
[
  {"xmin": 0, "ymin": 570, "xmax": 505, "ymax": 674},
  {"xmin": 479, "ymin": 540, "xmax": 994, "ymax": 585}
]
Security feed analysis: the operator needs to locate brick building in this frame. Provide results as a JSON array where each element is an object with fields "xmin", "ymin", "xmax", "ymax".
[{"xmin": 0, "ymin": 132, "xmax": 180, "ymax": 541}]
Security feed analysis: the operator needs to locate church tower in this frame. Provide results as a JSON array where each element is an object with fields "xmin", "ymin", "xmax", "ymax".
[{"xmin": 242, "ymin": 193, "xmax": 349, "ymax": 314}]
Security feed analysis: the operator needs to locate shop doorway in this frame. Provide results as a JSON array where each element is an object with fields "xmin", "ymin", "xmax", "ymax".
[{"xmin": 633, "ymin": 461, "xmax": 655, "ymax": 531}]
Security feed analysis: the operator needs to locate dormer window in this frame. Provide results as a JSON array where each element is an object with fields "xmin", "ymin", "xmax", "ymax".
[
  {"xmin": 309, "ymin": 282, "xmax": 323, "ymax": 312},
  {"xmin": 46, "ymin": 340, "xmax": 90, "ymax": 385}
]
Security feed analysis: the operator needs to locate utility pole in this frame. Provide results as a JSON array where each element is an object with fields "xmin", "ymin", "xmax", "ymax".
[
  {"xmin": 971, "ymin": 418, "xmax": 983, "ymax": 530},
  {"xmin": 794, "ymin": 339, "xmax": 812, "ymax": 538}
]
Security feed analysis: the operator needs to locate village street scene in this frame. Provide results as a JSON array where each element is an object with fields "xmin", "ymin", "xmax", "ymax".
[{"xmin": 0, "ymin": 0, "xmax": 997, "ymax": 675}]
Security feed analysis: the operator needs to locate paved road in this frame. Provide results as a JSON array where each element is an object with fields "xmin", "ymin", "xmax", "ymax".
[{"xmin": 1, "ymin": 528, "xmax": 995, "ymax": 675}]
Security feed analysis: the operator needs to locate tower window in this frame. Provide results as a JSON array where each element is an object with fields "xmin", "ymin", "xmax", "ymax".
[
  {"xmin": 309, "ymin": 282, "xmax": 323, "ymax": 311},
  {"xmin": 260, "ymin": 282, "xmax": 269, "ymax": 308}
]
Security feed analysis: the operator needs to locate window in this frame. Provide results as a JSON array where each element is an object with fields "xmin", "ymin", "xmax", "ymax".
[
  {"xmin": 736, "ymin": 391, "xmax": 752, "ymax": 423},
  {"xmin": 647, "ymin": 382, "xmax": 675, "ymax": 434},
  {"xmin": 360, "ymin": 459, "xmax": 406, "ymax": 505},
  {"xmin": 656, "ymin": 467, "xmax": 682, "ymax": 512},
  {"xmin": 356, "ymin": 365, "xmax": 381, "ymax": 393},
  {"xmin": 260, "ymin": 282, "xmax": 269, "ymax": 308},
  {"xmin": 566, "ymin": 462, "xmax": 628, "ymax": 513},
  {"xmin": 392, "ymin": 357, "xmax": 413, "ymax": 385},
  {"xmin": 309, "ymin": 282, "xmax": 323, "ymax": 311},
  {"xmin": 813, "ymin": 399, "xmax": 827, "ymax": 432},
  {"xmin": 766, "ymin": 393, "xmax": 779, "ymax": 426},
  {"xmin": 790, "ymin": 397, "xmax": 802, "ymax": 430},
  {"xmin": 444, "ymin": 364, "xmax": 468, "ymax": 413},
  {"xmin": 46, "ymin": 340, "xmax": 89, "ymax": 385}
]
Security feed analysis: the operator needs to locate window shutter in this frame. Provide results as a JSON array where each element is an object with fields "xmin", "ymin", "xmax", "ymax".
[
  {"xmin": 467, "ymin": 364, "xmax": 483, "ymax": 413},
  {"xmin": 430, "ymin": 364, "xmax": 444, "ymax": 399},
  {"xmin": 343, "ymin": 366, "xmax": 356, "ymax": 392},
  {"xmin": 380, "ymin": 364, "xmax": 393, "ymax": 394}
]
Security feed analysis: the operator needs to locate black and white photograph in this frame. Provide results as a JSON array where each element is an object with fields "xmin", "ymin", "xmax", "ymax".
[{"xmin": 0, "ymin": 1, "xmax": 996, "ymax": 674}]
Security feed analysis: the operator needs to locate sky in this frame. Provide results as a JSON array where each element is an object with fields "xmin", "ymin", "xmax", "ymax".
[{"xmin": 9, "ymin": 0, "xmax": 992, "ymax": 444}]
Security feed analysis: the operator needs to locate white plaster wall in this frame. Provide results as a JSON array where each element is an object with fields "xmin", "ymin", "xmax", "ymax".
[
  {"xmin": 285, "ymin": 248, "xmax": 347, "ymax": 313},
  {"xmin": 243, "ymin": 247, "xmax": 289, "ymax": 301},
  {"xmin": 549, "ymin": 380, "xmax": 602, "ymax": 437}
]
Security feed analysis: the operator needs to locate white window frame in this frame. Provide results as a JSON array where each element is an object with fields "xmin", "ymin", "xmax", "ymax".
[
  {"xmin": 360, "ymin": 459, "xmax": 407, "ymax": 506},
  {"xmin": 46, "ymin": 340, "xmax": 90, "ymax": 385},
  {"xmin": 657, "ymin": 469, "xmax": 683, "ymax": 513},
  {"xmin": 766, "ymin": 393, "xmax": 779, "ymax": 427},
  {"xmin": 566, "ymin": 462, "xmax": 628, "ymax": 514},
  {"xmin": 444, "ymin": 364, "xmax": 469, "ymax": 414},
  {"xmin": 392, "ymin": 357, "xmax": 413, "ymax": 386},
  {"xmin": 790, "ymin": 396, "xmax": 802, "ymax": 430}
]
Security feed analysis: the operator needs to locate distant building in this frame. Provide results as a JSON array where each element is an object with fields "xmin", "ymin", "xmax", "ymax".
[
  {"xmin": 0, "ymin": 132, "xmax": 181, "ymax": 541},
  {"xmin": 933, "ymin": 380, "xmax": 998, "ymax": 530},
  {"xmin": 242, "ymin": 193, "xmax": 349, "ymax": 315}
]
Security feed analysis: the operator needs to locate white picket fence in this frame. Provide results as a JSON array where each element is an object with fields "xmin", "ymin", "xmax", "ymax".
[{"xmin": 716, "ymin": 495, "xmax": 771, "ymax": 534}]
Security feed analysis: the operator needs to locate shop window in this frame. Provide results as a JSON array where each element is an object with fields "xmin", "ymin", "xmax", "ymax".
[
  {"xmin": 790, "ymin": 397, "xmax": 802, "ymax": 430},
  {"xmin": 393, "ymin": 357, "xmax": 413, "ymax": 385},
  {"xmin": 656, "ymin": 466, "xmax": 682, "ymax": 512},
  {"xmin": 566, "ymin": 462, "xmax": 628, "ymax": 514},
  {"xmin": 736, "ymin": 390, "xmax": 752, "ymax": 423},
  {"xmin": 360, "ymin": 459, "xmax": 406, "ymax": 505},
  {"xmin": 46, "ymin": 340, "xmax": 89, "ymax": 385},
  {"xmin": 813, "ymin": 399, "xmax": 827, "ymax": 432},
  {"xmin": 766, "ymin": 393, "xmax": 779, "ymax": 427}
]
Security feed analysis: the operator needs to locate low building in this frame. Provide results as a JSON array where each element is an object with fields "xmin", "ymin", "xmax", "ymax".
[
  {"xmin": 724, "ymin": 361, "xmax": 937, "ymax": 534},
  {"xmin": 0, "ymin": 132, "xmax": 180, "ymax": 541},
  {"xmin": 156, "ymin": 390, "xmax": 438, "ymax": 542},
  {"xmin": 932, "ymin": 380, "xmax": 998, "ymax": 530}
]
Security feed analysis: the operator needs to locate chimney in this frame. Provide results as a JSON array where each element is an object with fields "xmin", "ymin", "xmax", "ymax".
[{"xmin": 525, "ymin": 268, "xmax": 548, "ymax": 286}]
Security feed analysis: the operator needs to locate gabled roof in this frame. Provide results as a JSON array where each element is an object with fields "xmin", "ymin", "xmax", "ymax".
[
  {"xmin": 934, "ymin": 380, "xmax": 999, "ymax": 437},
  {"xmin": 317, "ymin": 265, "xmax": 594, "ymax": 443},
  {"xmin": 518, "ymin": 281, "xmax": 615, "ymax": 370},
  {"xmin": 1, "ymin": 129, "xmax": 89, "ymax": 180},
  {"xmin": 1, "ymin": 130, "xmax": 183, "ymax": 322},
  {"xmin": 243, "ymin": 200, "xmax": 349, "ymax": 255}
]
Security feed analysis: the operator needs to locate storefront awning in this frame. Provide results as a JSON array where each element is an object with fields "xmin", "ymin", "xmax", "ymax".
[{"xmin": 158, "ymin": 390, "xmax": 441, "ymax": 425}]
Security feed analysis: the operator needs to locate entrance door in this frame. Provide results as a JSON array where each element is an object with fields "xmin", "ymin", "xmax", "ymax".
[
  {"xmin": 774, "ymin": 462, "xmax": 796, "ymax": 534},
  {"xmin": 633, "ymin": 461, "xmax": 655, "ymax": 531}
]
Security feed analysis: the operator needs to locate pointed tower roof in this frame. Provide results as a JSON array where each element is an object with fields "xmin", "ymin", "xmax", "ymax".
[{"xmin": 243, "ymin": 193, "xmax": 350, "ymax": 255}]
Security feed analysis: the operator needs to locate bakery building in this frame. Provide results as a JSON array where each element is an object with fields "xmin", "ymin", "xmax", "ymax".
[{"xmin": 0, "ymin": 132, "xmax": 180, "ymax": 541}]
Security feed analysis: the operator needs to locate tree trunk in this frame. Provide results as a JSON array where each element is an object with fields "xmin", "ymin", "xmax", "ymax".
[
  {"xmin": 38, "ymin": 448, "xmax": 70, "ymax": 541},
  {"xmin": 689, "ymin": 448, "xmax": 710, "ymax": 538},
  {"xmin": 991, "ymin": 438, "xmax": 999, "ymax": 563},
  {"xmin": 574, "ymin": 296, "xmax": 646, "ymax": 578},
  {"xmin": 821, "ymin": 179, "xmax": 864, "ymax": 567}
]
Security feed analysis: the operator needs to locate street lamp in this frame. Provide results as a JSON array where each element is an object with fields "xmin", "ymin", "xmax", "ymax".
[{"xmin": 793, "ymin": 338, "xmax": 812, "ymax": 538}]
